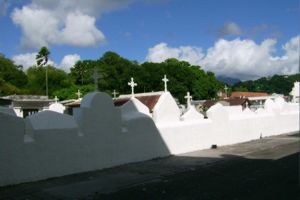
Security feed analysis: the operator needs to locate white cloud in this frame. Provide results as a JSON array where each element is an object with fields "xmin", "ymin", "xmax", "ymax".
[
  {"xmin": 146, "ymin": 35, "xmax": 300, "ymax": 80},
  {"xmin": 218, "ymin": 22, "xmax": 242, "ymax": 37},
  {"xmin": 12, "ymin": 52, "xmax": 55, "ymax": 70},
  {"xmin": 59, "ymin": 54, "xmax": 81, "ymax": 72},
  {"xmin": 146, "ymin": 43, "xmax": 204, "ymax": 65},
  {"xmin": 12, "ymin": 52, "xmax": 79, "ymax": 72},
  {"xmin": 12, "ymin": 53, "xmax": 36, "ymax": 70},
  {"xmin": 11, "ymin": 0, "xmax": 133, "ymax": 48}
]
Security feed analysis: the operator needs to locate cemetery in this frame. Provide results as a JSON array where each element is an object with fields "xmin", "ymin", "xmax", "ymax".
[{"xmin": 0, "ymin": 76, "xmax": 299, "ymax": 187}]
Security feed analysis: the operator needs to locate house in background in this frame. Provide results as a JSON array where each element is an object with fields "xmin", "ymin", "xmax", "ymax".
[
  {"xmin": 202, "ymin": 98, "xmax": 251, "ymax": 111},
  {"xmin": 0, "ymin": 95, "xmax": 54, "ymax": 118},
  {"xmin": 229, "ymin": 91, "xmax": 285, "ymax": 109}
]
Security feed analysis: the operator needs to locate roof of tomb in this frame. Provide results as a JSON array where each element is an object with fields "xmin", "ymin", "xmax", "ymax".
[
  {"xmin": 230, "ymin": 92, "xmax": 270, "ymax": 98},
  {"xmin": 0, "ymin": 95, "xmax": 54, "ymax": 108},
  {"xmin": 114, "ymin": 94, "xmax": 162, "ymax": 112},
  {"xmin": 64, "ymin": 91, "xmax": 164, "ymax": 112}
]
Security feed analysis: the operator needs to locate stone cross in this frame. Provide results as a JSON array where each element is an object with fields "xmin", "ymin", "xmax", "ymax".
[
  {"xmin": 76, "ymin": 89, "xmax": 82, "ymax": 99},
  {"xmin": 162, "ymin": 74, "xmax": 169, "ymax": 92},
  {"xmin": 54, "ymin": 96, "xmax": 59, "ymax": 103},
  {"xmin": 184, "ymin": 91, "xmax": 192, "ymax": 109},
  {"xmin": 112, "ymin": 90, "xmax": 119, "ymax": 99},
  {"xmin": 92, "ymin": 68, "xmax": 99, "ymax": 91},
  {"xmin": 128, "ymin": 77, "xmax": 137, "ymax": 97},
  {"xmin": 224, "ymin": 85, "xmax": 228, "ymax": 98}
]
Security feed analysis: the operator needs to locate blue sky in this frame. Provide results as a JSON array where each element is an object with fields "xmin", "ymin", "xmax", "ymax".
[{"xmin": 0, "ymin": 0, "xmax": 299, "ymax": 80}]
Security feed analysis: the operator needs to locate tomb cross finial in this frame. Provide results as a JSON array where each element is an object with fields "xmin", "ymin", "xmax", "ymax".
[
  {"xmin": 224, "ymin": 85, "xmax": 228, "ymax": 98},
  {"xmin": 184, "ymin": 91, "xmax": 192, "ymax": 109},
  {"xmin": 76, "ymin": 89, "xmax": 82, "ymax": 99},
  {"xmin": 92, "ymin": 68, "xmax": 100, "ymax": 91},
  {"xmin": 162, "ymin": 74, "xmax": 169, "ymax": 92},
  {"xmin": 113, "ymin": 90, "xmax": 119, "ymax": 99},
  {"xmin": 54, "ymin": 96, "xmax": 59, "ymax": 103},
  {"xmin": 128, "ymin": 77, "xmax": 137, "ymax": 97}
]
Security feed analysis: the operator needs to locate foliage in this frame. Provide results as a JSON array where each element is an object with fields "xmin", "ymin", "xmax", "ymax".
[
  {"xmin": 53, "ymin": 84, "xmax": 94, "ymax": 100},
  {"xmin": 232, "ymin": 74, "xmax": 300, "ymax": 95},
  {"xmin": 36, "ymin": 47, "xmax": 50, "ymax": 66},
  {"xmin": 0, "ymin": 54, "xmax": 28, "ymax": 88},
  {"xmin": 0, "ymin": 51, "xmax": 231, "ymax": 103},
  {"xmin": 26, "ymin": 66, "xmax": 72, "ymax": 97}
]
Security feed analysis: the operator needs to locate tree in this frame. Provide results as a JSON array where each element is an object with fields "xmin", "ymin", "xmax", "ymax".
[
  {"xmin": 26, "ymin": 66, "xmax": 72, "ymax": 97},
  {"xmin": 0, "ymin": 54, "xmax": 28, "ymax": 89},
  {"xmin": 36, "ymin": 46, "xmax": 50, "ymax": 97}
]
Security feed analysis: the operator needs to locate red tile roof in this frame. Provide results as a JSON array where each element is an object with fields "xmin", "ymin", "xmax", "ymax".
[
  {"xmin": 65, "ymin": 94, "xmax": 162, "ymax": 112},
  {"xmin": 231, "ymin": 91, "xmax": 269, "ymax": 98},
  {"xmin": 114, "ymin": 95, "xmax": 161, "ymax": 112}
]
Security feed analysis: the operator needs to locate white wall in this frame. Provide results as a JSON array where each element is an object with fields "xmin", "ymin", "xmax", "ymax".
[{"xmin": 0, "ymin": 93, "xmax": 298, "ymax": 187}]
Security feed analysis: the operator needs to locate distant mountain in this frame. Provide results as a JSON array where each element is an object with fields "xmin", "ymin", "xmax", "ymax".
[{"xmin": 217, "ymin": 75, "xmax": 241, "ymax": 85}]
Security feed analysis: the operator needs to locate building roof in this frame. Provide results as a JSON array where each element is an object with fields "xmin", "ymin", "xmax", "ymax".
[
  {"xmin": 0, "ymin": 95, "xmax": 54, "ymax": 109},
  {"xmin": 64, "ymin": 99, "xmax": 81, "ymax": 107},
  {"xmin": 65, "ymin": 92, "xmax": 163, "ymax": 112},
  {"xmin": 114, "ymin": 95, "xmax": 161, "ymax": 112},
  {"xmin": 203, "ymin": 98, "xmax": 250, "ymax": 109},
  {"xmin": 1, "ymin": 95, "xmax": 51, "ymax": 101},
  {"xmin": 231, "ymin": 91, "xmax": 270, "ymax": 98}
]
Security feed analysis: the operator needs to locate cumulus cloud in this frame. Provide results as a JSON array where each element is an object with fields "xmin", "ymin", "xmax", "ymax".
[
  {"xmin": 12, "ymin": 52, "xmax": 55, "ymax": 70},
  {"xmin": 59, "ymin": 54, "xmax": 81, "ymax": 72},
  {"xmin": 146, "ymin": 35, "xmax": 299, "ymax": 80},
  {"xmin": 11, "ymin": 0, "xmax": 133, "ymax": 48},
  {"xmin": 146, "ymin": 43, "xmax": 204, "ymax": 65},
  {"xmin": 218, "ymin": 22, "xmax": 242, "ymax": 37},
  {"xmin": 12, "ymin": 52, "xmax": 79, "ymax": 72}
]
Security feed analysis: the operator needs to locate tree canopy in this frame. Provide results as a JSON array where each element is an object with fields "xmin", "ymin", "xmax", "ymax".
[{"xmin": 2, "ymin": 50, "xmax": 297, "ymax": 103}]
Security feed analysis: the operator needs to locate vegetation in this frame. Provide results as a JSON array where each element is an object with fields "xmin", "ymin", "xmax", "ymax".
[
  {"xmin": 0, "ymin": 49, "xmax": 299, "ymax": 102},
  {"xmin": 232, "ymin": 74, "xmax": 300, "ymax": 95}
]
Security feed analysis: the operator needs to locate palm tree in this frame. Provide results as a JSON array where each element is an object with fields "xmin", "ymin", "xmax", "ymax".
[{"xmin": 36, "ymin": 46, "xmax": 50, "ymax": 97}]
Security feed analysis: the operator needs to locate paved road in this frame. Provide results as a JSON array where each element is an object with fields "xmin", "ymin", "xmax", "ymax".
[{"xmin": 0, "ymin": 132, "xmax": 299, "ymax": 200}]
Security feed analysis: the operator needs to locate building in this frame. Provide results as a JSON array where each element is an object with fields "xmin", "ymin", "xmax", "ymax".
[
  {"xmin": 114, "ymin": 91, "xmax": 163, "ymax": 112},
  {"xmin": 0, "ymin": 95, "xmax": 54, "ymax": 118},
  {"xmin": 230, "ymin": 91, "xmax": 285, "ymax": 109},
  {"xmin": 202, "ymin": 98, "xmax": 251, "ymax": 111}
]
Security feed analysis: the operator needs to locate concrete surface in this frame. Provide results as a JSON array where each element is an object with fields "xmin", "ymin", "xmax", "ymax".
[{"xmin": 0, "ymin": 131, "xmax": 299, "ymax": 200}]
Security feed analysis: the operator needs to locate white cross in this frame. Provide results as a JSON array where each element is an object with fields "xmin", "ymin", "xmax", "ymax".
[
  {"xmin": 162, "ymin": 74, "xmax": 169, "ymax": 92},
  {"xmin": 75, "ymin": 89, "xmax": 82, "ymax": 99},
  {"xmin": 184, "ymin": 91, "xmax": 192, "ymax": 109},
  {"xmin": 54, "ymin": 96, "xmax": 59, "ymax": 103},
  {"xmin": 224, "ymin": 85, "xmax": 228, "ymax": 98},
  {"xmin": 112, "ymin": 90, "xmax": 119, "ymax": 99},
  {"xmin": 92, "ymin": 68, "xmax": 99, "ymax": 91},
  {"xmin": 128, "ymin": 77, "xmax": 137, "ymax": 97}
]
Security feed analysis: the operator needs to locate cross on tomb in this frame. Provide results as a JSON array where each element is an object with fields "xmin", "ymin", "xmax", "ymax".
[
  {"xmin": 128, "ymin": 77, "xmax": 137, "ymax": 97},
  {"xmin": 76, "ymin": 89, "xmax": 82, "ymax": 99},
  {"xmin": 54, "ymin": 96, "xmax": 59, "ymax": 103},
  {"xmin": 92, "ymin": 68, "xmax": 101, "ymax": 91},
  {"xmin": 224, "ymin": 85, "xmax": 228, "ymax": 98},
  {"xmin": 112, "ymin": 90, "xmax": 119, "ymax": 99},
  {"xmin": 162, "ymin": 74, "xmax": 169, "ymax": 92},
  {"xmin": 185, "ymin": 91, "xmax": 192, "ymax": 109}
]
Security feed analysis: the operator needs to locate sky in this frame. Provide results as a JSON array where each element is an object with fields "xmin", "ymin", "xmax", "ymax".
[{"xmin": 0, "ymin": 0, "xmax": 299, "ymax": 80}]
